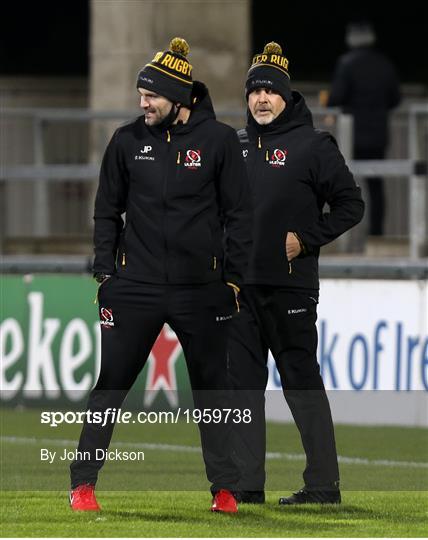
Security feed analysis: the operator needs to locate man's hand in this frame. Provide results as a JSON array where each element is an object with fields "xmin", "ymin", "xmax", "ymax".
[
  {"xmin": 94, "ymin": 273, "xmax": 111, "ymax": 284},
  {"xmin": 285, "ymin": 232, "xmax": 302, "ymax": 261}
]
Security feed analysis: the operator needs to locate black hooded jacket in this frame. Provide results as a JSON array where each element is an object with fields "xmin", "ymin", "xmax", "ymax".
[
  {"xmin": 93, "ymin": 81, "xmax": 252, "ymax": 287},
  {"xmin": 239, "ymin": 91, "xmax": 364, "ymax": 289}
]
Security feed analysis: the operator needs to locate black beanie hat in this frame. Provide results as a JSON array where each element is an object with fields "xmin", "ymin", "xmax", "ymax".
[
  {"xmin": 245, "ymin": 42, "xmax": 292, "ymax": 103},
  {"xmin": 136, "ymin": 37, "xmax": 193, "ymax": 107}
]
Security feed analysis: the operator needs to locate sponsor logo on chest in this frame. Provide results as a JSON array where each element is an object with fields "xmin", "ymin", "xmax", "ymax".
[{"xmin": 135, "ymin": 146, "xmax": 155, "ymax": 161}]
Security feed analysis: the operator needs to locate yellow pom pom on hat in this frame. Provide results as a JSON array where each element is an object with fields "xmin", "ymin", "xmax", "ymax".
[
  {"xmin": 169, "ymin": 37, "xmax": 190, "ymax": 58},
  {"xmin": 245, "ymin": 41, "xmax": 292, "ymax": 102},
  {"xmin": 249, "ymin": 41, "xmax": 289, "ymax": 77},
  {"xmin": 137, "ymin": 37, "xmax": 193, "ymax": 106},
  {"xmin": 263, "ymin": 42, "xmax": 283, "ymax": 55}
]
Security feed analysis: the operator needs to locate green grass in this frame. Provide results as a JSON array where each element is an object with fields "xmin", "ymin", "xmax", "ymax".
[
  {"xmin": 1, "ymin": 490, "xmax": 427, "ymax": 537},
  {"xmin": 1, "ymin": 408, "xmax": 427, "ymax": 537}
]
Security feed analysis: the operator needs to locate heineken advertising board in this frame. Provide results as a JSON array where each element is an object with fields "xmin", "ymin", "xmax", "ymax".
[
  {"xmin": 1, "ymin": 275, "xmax": 427, "ymax": 420},
  {"xmin": 0, "ymin": 275, "xmax": 192, "ymax": 410}
]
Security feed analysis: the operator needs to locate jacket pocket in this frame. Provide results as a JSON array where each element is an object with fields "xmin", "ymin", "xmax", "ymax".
[
  {"xmin": 283, "ymin": 230, "xmax": 293, "ymax": 274},
  {"xmin": 208, "ymin": 222, "xmax": 222, "ymax": 272}
]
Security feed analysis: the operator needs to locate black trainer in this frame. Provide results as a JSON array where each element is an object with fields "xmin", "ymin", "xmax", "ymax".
[
  {"xmin": 237, "ymin": 490, "xmax": 265, "ymax": 504},
  {"xmin": 279, "ymin": 487, "xmax": 341, "ymax": 505}
]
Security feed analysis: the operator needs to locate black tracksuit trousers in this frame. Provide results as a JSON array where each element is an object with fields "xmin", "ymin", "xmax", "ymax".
[
  {"xmin": 228, "ymin": 285, "xmax": 339, "ymax": 491},
  {"xmin": 70, "ymin": 276, "xmax": 239, "ymax": 493}
]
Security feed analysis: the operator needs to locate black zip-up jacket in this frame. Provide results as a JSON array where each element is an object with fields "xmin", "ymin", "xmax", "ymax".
[
  {"xmin": 239, "ymin": 91, "xmax": 364, "ymax": 289},
  {"xmin": 93, "ymin": 82, "xmax": 252, "ymax": 287}
]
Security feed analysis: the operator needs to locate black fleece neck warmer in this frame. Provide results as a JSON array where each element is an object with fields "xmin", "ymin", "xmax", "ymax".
[{"xmin": 248, "ymin": 95, "xmax": 295, "ymax": 133}]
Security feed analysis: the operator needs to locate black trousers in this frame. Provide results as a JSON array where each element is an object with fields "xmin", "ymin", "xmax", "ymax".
[
  {"xmin": 70, "ymin": 276, "xmax": 239, "ymax": 493},
  {"xmin": 355, "ymin": 146, "xmax": 386, "ymax": 236},
  {"xmin": 228, "ymin": 285, "xmax": 339, "ymax": 491}
]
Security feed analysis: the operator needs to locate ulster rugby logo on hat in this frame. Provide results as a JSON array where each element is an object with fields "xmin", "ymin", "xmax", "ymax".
[
  {"xmin": 137, "ymin": 37, "xmax": 194, "ymax": 106},
  {"xmin": 250, "ymin": 42, "xmax": 290, "ymax": 78},
  {"xmin": 148, "ymin": 38, "xmax": 193, "ymax": 83},
  {"xmin": 245, "ymin": 41, "xmax": 292, "ymax": 103}
]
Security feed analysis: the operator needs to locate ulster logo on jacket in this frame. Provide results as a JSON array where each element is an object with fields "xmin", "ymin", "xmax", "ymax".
[
  {"xmin": 100, "ymin": 307, "xmax": 115, "ymax": 328},
  {"xmin": 269, "ymin": 148, "xmax": 288, "ymax": 167},
  {"xmin": 184, "ymin": 149, "xmax": 201, "ymax": 170}
]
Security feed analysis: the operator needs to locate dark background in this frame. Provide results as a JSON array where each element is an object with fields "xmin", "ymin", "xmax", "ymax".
[
  {"xmin": 252, "ymin": 1, "xmax": 428, "ymax": 84},
  {"xmin": 0, "ymin": 2, "xmax": 89, "ymax": 76},
  {"xmin": 1, "ymin": 1, "xmax": 427, "ymax": 84}
]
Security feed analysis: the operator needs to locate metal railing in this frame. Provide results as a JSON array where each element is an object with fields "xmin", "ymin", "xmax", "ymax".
[
  {"xmin": 1, "ymin": 105, "xmax": 427, "ymax": 257},
  {"xmin": 1, "ymin": 254, "xmax": 426, "ymax": 280}
]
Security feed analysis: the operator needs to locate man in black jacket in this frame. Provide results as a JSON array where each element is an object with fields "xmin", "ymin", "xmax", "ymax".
[
  {"xmin": 69, "ymin": 37, "xmax": 252, "ymax": 513},
  {"xmin": 327, "ymin": 21, "xmax": 401, "ymax": 235},
  {"xmin": 229, "ymin": 42, "xmax": 364, "ymax": 505}
]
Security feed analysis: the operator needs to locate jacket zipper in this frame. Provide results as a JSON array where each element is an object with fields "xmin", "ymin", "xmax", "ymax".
[
  {"xmin": 250, "ymin": 134, "xmax": 264, "ymax": 193},
  {"xmin": 162, "ymin": 130, "xmax": 172, "ymax": 281},
  {"xmin": 121, "ymin": 223, "xmax": 128, "ymax": 268},
  {"xmin": 257, "ymin": 134, "xmax": 292, "ymax": 275}
]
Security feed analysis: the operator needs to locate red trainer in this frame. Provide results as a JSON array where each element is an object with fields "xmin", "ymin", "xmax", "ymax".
[
  {"xmin": 69, "ymin": 484, "xmax": 101, "ymax": 511},
  {"xmin": 211, "ymin": 489, "xmax": 238, "ymax": 513}
]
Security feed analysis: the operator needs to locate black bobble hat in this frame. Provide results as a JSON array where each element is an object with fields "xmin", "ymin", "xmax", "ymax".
[
  {"xmin": 137, "ymin": 37, "xmax": 193, "ymax": 106},
  {"xmin": 245, "ymin": 42, "xmax": 292, "ymax": 102}
]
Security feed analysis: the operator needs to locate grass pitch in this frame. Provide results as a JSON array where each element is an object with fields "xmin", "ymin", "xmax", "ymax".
[
  {"xmin": 1, "ymin": 490, "xmax": 427, "ymax": 537},
  {"xmin": 1, "ymin": 408, "xmax": 427, "ymax": 537}
]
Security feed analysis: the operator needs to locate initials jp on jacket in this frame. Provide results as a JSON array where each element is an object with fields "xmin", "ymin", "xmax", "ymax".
[
  {"xmin": 93, "ymin": 82, "xmax": 252, "ymax": 286},
  {"xmin": 239, "ymin": 91, "xmax": 364, "ymax": 289}
]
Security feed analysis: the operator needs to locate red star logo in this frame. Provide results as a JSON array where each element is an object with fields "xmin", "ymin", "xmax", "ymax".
[{"xmin": 144, "ymin": 324, "xmax": 181, "ymax": 407}]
